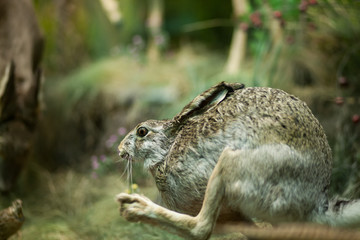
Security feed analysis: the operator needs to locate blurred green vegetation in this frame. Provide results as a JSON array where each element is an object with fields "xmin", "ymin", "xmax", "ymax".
[{"xmin": 2, "ymin": 0, "xmax": 360, "ymax": 239}]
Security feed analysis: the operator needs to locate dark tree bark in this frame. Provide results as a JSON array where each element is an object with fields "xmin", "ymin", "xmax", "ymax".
[{"xmin": 0, "ymin": 0, "xmax": 44, "ymax": 192}]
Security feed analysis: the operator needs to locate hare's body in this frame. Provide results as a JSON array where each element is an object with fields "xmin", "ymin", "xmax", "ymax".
[
  {"xmin": 152, "ymin": 87, "xmax": 331, "ymax": 219},
  {"xmin": 117, "ymin": 82, "xmax": 360, "ymax": 240}
]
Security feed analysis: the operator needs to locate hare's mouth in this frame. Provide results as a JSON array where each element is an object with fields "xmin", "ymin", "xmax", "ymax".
[{"xmin": 119, "ymin": 150, "xmax": 133, "ymax": 162}]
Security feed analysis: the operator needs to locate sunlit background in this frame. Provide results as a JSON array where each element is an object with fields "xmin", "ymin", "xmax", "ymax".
[{"xmin": 0, "ymin": 0, "xmax": 360, "ymax": 239}]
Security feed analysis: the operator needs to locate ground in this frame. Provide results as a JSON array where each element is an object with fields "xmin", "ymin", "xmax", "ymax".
[{"xmin": 3, "ymin": 169, "xmax": 248, "ymax": 240}]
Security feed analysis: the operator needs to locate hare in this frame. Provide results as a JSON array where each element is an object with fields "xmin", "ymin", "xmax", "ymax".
[{"xmin": 116, "ymin": 82, "xmax": 360, "ymax": 240}]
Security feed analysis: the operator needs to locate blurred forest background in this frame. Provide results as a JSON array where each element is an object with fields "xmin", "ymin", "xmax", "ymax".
[{"xmin": 1, "ymin": 0, "xmax": 360, "ymax": 239}]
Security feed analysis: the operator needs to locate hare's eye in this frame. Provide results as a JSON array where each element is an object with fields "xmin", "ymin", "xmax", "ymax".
[{"xmin": 136, "ymin": 127, "xmax": 148, "ymax": 137}]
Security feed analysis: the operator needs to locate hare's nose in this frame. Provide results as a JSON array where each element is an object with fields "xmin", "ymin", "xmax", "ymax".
[{"xmin": 118, "ymin": 148, "xmax": 130, "ymax": 160}]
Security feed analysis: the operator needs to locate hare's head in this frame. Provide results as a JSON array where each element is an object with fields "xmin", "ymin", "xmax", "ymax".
[
  {"xmin": 118, "ymin": 120, "xmax": 175, "ymax": 170},
  {"xmin": 118, "ymin": 82, "xmax": 244, "ymax": 171}
]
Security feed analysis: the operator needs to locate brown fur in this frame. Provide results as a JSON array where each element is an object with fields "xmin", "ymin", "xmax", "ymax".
[{"xmin": 117, "ymin": 82, "xmax": 360, "ymax": 239}]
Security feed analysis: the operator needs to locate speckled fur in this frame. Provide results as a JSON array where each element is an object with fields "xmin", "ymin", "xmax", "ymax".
[{"xmin": 117, "ymin": 82, "xmax": 360, "ymax": 239}]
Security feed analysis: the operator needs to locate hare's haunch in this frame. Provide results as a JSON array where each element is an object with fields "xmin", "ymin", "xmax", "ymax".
[{"xmin": 117, "ymin": 82, "xmax": 360, "ymax": 240}]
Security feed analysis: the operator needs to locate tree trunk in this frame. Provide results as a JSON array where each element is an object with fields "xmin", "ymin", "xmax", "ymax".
[
  {"xmin": 225, "ymin": 0, "xmax": 248, "ymax": 74},
  {"xmin": 146, "ymin": 0, "xmax": 164, "ymax": 62},
  {"xmin": 99, "ymin": 0, "xmax": 122, "ymax": 24},
  {"xmin": 265, "ymin": 4, "xmax": 284, "ymax": 47},
  {"xmin": 0, "ymin": 0, "xmax": 43, "ymax": 192}
]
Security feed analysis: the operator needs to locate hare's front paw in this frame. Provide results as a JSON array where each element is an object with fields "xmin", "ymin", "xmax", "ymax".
[{"xmin": 116, "ymin": 193, "xmax": 154, "ymax": 222}]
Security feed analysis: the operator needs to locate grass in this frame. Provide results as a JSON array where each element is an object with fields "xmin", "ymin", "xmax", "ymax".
[
  {"xmin": 8, "ymin": 166, "xmax": 247, "ymax": 240},
  {"xmin": 7, "ymin": 168, "xmax": 183, "ymax": 240}
]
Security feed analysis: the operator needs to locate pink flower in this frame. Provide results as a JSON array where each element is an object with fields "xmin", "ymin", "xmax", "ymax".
[
  {"xmin": 334, "ymin": 97, "xmax": 344, "ymax": 106},
  {"xmin": 250, "ymin": 12, "xmax": 262, "ymax": 27},
  {"xmin": 106, "ymin": 134, "xmax": 118, "ymax": 148},
  {"xmin": 352, "ymin": 114, "xmax": 360, "ymax": 124},
  {"xmin": 118, "ymin": 127, "xmax": 127, "ymax": 136},
  {"xmin": 273, "ymin": 11, "xmax": 282, "ymax": 19},
  {"xmin": 338, "ymin": 76, "xmax": 348, "ymax": 88},
  {"xmin": 91, "ymin": 156, "xmax": 99, "ymax": 170},
  {"xmin": 299, "ymin": 0, "xmax": 308, "ymax": 12},
  {"xmin": 100, "ymin": 155, "xmax": 107, "ymax": 162}
]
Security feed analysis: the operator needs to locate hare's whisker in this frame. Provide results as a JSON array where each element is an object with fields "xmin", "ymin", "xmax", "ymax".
[
  {"xmin": 118, "ymin": 159, "xmax": 134, "ymax": 192},
  {"xmin": 119, "ymin": 160, "xmax": 128, "ymax": 178},
  {"xmin": 127, "ymin": 159, "xmax": 133, "ymax": 193}
]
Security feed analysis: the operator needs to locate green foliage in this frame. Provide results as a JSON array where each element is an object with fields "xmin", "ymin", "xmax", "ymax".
[
  {"xmin": 331, "ymin": 117, "xmax": 360, "ymax": 197},
  {"xmin": 164, "ymin": 0, "xmax": 232, "ymax": 47},
  {"xmin": 84, "ymin": 1, "xmax": 119, "ymax": 58},
  {"xmin": 13, "ymin": 169, "xmax": 182, "ymax": 240},
  {"xmin": 119, "ymin": 0, "xmax": 147, "ymax": 42},
  {"xmin": 33, "ymin": 0, "xmax": 120, "ymax": 74},
  {"xmin": 266, "ymin": 0, "xmax": 301, "ymax": 20},
  {"xmin": 17, "ymin": 1, "xmax": 360, "ymax": 238}
]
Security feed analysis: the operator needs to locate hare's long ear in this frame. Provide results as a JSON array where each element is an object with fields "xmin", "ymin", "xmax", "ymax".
[{"xmin": 173, "ymin": 81, "xmax": 244, "ymax": 125}]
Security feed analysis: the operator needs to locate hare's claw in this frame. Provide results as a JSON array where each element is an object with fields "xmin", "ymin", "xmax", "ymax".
[{"xmin": 117, "ymin": 193, "xmax": 154, "ymax": 222}]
